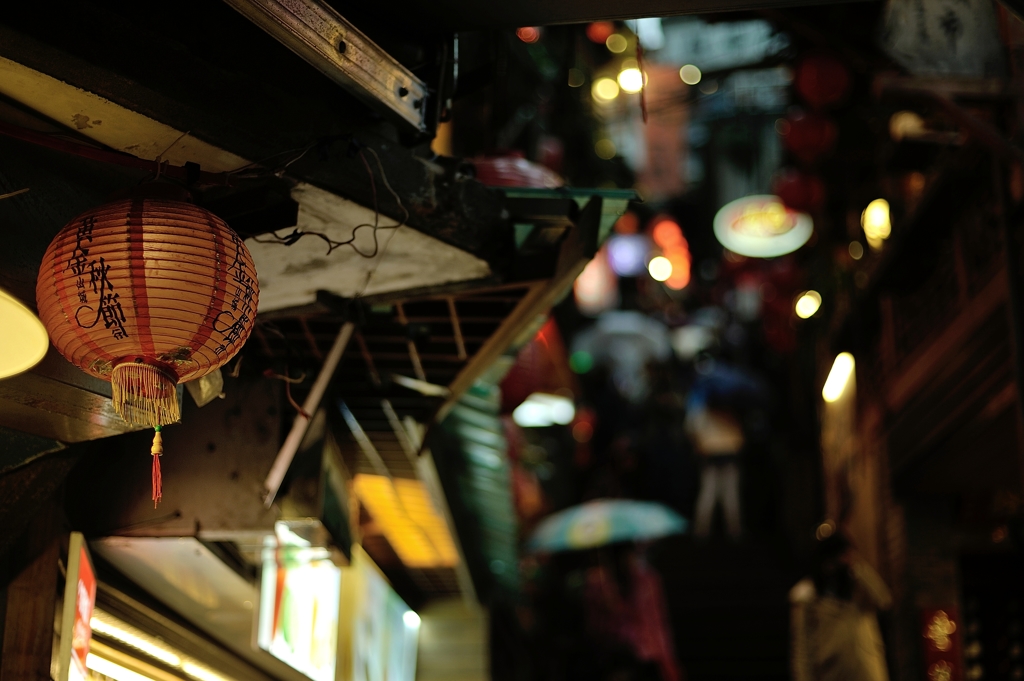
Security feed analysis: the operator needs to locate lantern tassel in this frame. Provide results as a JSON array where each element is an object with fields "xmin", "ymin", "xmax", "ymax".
[
  {"xmin": 151, "ymin": 426, "xmax": 163, "ymax": 508},
  {"xmin": 111, "ymin": 362, "xmax": 180, "ymax": 427}
]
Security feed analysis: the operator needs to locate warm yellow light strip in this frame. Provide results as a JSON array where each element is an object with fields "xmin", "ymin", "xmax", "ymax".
[
  {"xmin": 91, "ymin": 611, "xmax": 182, "ymax": 667},
  {"xmin": 89, "ymin": 609, "xmax": 233, "ymax": 681},
  {"xmin": 822, "ymin": 352, "xmax": 855, "ymax": 403},
  {"xmin": 87, "ymin": 654, "xmax": 158, "ymax": 681},
  {"xmin": 353, "ymin": 474, "xmax": 459, "ymax": 568}
]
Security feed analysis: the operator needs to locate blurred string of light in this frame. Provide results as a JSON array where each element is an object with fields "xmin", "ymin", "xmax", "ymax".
[
  {"xmin": 861, "ymin": 199, "xmax": 891, "ymax": 250},
  {"xmin": 794, "ymin": 290, "xmax": 822, "ymax": 319},
  {"xmin": 649, "ymin": 218, "xmax": 691, "ymax": 290}
]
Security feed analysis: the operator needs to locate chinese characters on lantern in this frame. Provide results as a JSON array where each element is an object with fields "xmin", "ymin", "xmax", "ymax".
[
  {"xmin": 213, "ymin": 234, "xmax": 257, "ymax": 356},
  {"xmin": 67, "ymin": 215, "xmax": 128, "ymax": 341}
]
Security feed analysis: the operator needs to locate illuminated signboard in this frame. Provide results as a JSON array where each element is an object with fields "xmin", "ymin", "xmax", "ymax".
[
  {"xmin": 713, "ymin": 195, "xmax": 813, "ymax": 258},
  {"xmin": 341, "ymin": 547, "xmax": 420, "ymax": 681},
  {"xmin": 258, "ymin": 523, "xmax": 342, "ymax": 681},
  {"xmin": 56, "ymin": 532, "xmax": 97, "ymax": 681}
]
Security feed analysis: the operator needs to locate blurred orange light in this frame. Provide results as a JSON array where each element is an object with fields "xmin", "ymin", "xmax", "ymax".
[
  {"xmin": 614, "ymin": 212, "xmax": 639, "ymax": 235},
  {"xmin": 586, "ymin": 21, "xmax": 615, "ymax": 44},
  {"xmin": 353, "ymin": 474, "xmax": 459, "ymax": 568},
  {"xmin": 651, "ymin": 219, "xmax": 684, "ymax": 248},
  {"xmin": 664, "ymin": 249, "xmax": 691, "ymax": 290},
  {"xmin": 572, "ymin": 421, "xmax": 594, "ymax": 443},
  {"xmin": 516, "ymin": 27, "xmax": 541, "ymax": 43}
]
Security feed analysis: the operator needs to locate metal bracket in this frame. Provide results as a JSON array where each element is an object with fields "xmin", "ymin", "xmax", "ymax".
[{"xmin": 225, "ymin": 0, "xmax": 429, "ymax": 131}]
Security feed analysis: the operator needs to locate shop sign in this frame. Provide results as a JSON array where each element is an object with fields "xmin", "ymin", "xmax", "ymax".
[
  {"xmin": 258, "ymin": 523, "xmax": 342, "ymax": 681},
  {"xmin": 713, "ymin": 195, "xmax": 813, "ymax": 258},
  {"xmin": 57, "ymin": 532, "xmax": 97, "ymax": 681}
]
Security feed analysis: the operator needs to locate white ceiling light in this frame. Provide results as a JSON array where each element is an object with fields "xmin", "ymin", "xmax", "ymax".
[{"xmin": 713, "ymin": 195, "xmax": 813, "ymax": 258}]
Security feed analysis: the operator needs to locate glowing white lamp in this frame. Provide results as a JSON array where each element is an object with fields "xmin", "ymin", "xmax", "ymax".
[
  {"xmin": 404, "ymin": 610, "xmax": 421, "ymax": 628},
  {"xmin": 0, "ymin": 287, "xmax": 48, "ymax": 379},
  {"xmin": 822, "ymin": 352, "xmax": 854, "ymax": 403}
]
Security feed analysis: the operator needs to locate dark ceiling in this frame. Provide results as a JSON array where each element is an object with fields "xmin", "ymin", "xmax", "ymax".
[{"xmin": 331, "ymin": 0, "xmax": 865, "ymax": 31}]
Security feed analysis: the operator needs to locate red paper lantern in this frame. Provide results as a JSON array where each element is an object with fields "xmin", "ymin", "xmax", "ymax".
[
  {"xmin": 772, "ymin": 168, "xmax": 826, "ymax": 212},
  {"xmin": 36, "ymin": 193, "xmax": 258, "ymax": 503},
  {"xmin": 470, "ymin": 153, "xmax": 564, "ymax": 188},
  {"xmin": 794, "ymin": 52, "xmax": 850, "ymax": 110},
  {"xmin": 783, "ymin": 111, "xmax": 837, "ymax": 164}
]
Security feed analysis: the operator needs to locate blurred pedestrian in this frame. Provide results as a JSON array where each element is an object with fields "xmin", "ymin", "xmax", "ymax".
[
  {"xmin": 685, "ymin": 400, "xmax": 744, "ymax": 538},
  {"xmin": 584, "ymin": 546, "xmax": 683, "ymax": 681},
  {"xmin": 790, "ymin": 522, "xmax": 892, "ymax": 681}
]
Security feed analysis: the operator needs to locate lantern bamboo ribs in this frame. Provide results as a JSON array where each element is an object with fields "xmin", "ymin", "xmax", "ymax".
[
  {"xmin": 36, "ymin": 197, "xmax": 259, "ymax": 425},
  {"xmin": 36, "ymin": 195, "xmax": 259, "ymax": 504}
]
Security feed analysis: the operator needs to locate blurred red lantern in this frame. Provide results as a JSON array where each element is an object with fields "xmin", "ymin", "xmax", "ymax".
[
  {"xmin": 783, "ymin": 110, "xmax": 837, "ymax": 164},
  {"xmin": 772, "ymin": 168, "xmax": 826, "ymax": 212},
  {"xmin": 470, "ymin": 152, "xmax": 564, "ymax": 188},
  {"xmin": 794, "ymin": 52, "xmax": 851, "ymax": 110},
  {"xmin": 516, "ymin": 27, "xmax": 541, "ymax": 43},
  {"xmin": 37, "ymin": 192, "xmax": 258, "ymax": 504}
]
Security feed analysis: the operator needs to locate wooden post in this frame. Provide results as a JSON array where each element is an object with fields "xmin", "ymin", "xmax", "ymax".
[{"xmin": 1, "ymin": 500, "xmax": 62, "ymax": 681}]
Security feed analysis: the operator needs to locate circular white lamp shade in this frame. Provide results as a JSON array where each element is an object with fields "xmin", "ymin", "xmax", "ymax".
[
  {"xmin": 0, "ymin": 287, "xmax": 49, "ymax": 379},
  {"xmin": 713, "ymin": 195, "xmax": 813, "ymax": 258}
]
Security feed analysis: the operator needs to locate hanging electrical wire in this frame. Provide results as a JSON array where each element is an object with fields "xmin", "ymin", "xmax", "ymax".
[{"xmin": 250, "ymin": 144, "xmax": 410, "ymax": 259}]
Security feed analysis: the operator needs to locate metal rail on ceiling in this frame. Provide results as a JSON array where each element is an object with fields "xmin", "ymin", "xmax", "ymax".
[{"xmin": 224, "ymin": 0, "xmax": 429, "ymax": 132}]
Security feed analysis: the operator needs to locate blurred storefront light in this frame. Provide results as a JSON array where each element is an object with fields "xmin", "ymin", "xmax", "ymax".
[
  {"xmin": 91, "ymin": 612, "xmax": 182, "ymax": 666},
  {"xmin": 586, "ymin": 21, "xmax": 616, "ymax": 44},
  {"xmin": 403, "ymin": 610, "xmax": 421, "ymax": 628},
  {"xmin": 617, "ymin": 66, "xmax": 644, "ymax": 94},
  {"xmin": 574, "ymin": 249, "xmax": 618, "ymax": 316},
  {"xmin": 848, "ymin": 241, "xmax": 864, "ymax": 260},
  {"xmin": 607, "ymin": 235, "xmax": 650, "ymax": 276},
  {"xmin": 679, "ymin": 64, "xmax": 702, "ymax": 85},
  {"xmin": 568, "ymin": 68, "xmax": 585, "ymax": 87},
  {"xmin": 516, "ymin": 27, "xmax": 541, "ymax": 43},
  {"xmin": 569, "ymin": 350, "xmax": 594, "ymax": 374},
  {"xmin": 889, "ymin": 110, "xmax": 926, "ymax": 141},
  {"xmin": 648, "ymin": 256, "xmax": 673, "ymax": 282},
  {"xmin": 352, "ymin": 475, "xmax": 459, "ymax": 568},
  {"xmin": 861, "ymin": 198, "xmax": 891, "ymax": 250},
  {"xmin": 513, "ymin": 393, "xmax": 576, "ymax": 428},
  {"xmin": 594, "ymin": 138, "xmax": 616, "ymax": 159},
  {"xmin": 592, "ymin": 77, "xmax": 620, "ymax": 102},
  {"xmin": 86, "ymin": 655, "xmax": 154, "ymax": 681},
  {"xmin": 822, "ymin": 352, "xmax": 854, "ymax": 402},
  {"xmin": 794, "ymin": 290, "xmax": 822, "ymax": 319},
  {"xmin": 605, "ymin": 33, "xmax": 628, "ymax": 53},
  {"xmin": 652, "ymin": 219, "xmax": 684, "ymax": 248},
  {"xmin": 89, "ymin": 610, "xmax": 233, "ymax": 681},
  {"xmin": 664, "ymin": 250, "xmax": 692, "ymax": 290}
]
